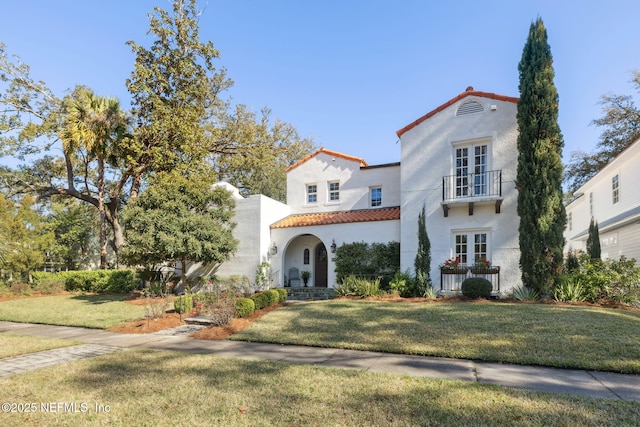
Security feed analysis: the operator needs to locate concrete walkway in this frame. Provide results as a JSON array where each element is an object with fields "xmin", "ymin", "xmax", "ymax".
[{"xmin": 1, "ymin": 320, "xmax": 639, "ymax": 403}]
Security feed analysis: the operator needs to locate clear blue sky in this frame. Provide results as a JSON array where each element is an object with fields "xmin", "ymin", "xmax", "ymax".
[{"xmin": 2, "ymin": 0, "xmax": 639, "ymax": 166}]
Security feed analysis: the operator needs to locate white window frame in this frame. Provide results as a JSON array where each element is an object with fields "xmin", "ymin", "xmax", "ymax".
[
  {"xmin": 568, "ymin": 212, "xmax": 572, "ymax": 232},
  {"xmin": 452, "ymin": 138, "xmax": 492, "ymax": 197},
  {"xmin": 328, "ymin": 181, "xmax": 340, "ymax": 203},
  {"xmin": 612, "ymin": 174, "xmax": 619, "ymax": 204},
  {"xmin": 306, "ymin": 184, "xmax": 318, "ymax": 205},
  {"xmin": 370, "ymin": 186, "xmax": 382, "ymax": 207},
  {"xmin": 451, "ymin": 228, "xmax": 491, "ymax": 266}
]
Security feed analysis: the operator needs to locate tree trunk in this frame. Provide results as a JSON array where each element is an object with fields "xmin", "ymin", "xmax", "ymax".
[
  {"xmin": 111, "ymin": 216, "xmax": 125, "ymax": 262},
  {"xmin": 98, "ymin": 157, "xmax": 107, "ymax": 270},
  {"xmin": 181, "ymin": 258, "xmax": 187, "ymax": 289}
]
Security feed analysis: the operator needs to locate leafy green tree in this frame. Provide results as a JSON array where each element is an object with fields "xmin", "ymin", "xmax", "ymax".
[
  {"xmin": 1, "ymin": 0, "xmax": 313, "ymax": 257},
  {"xmin": 126, "ymin": 0, "xmax": 233, "ymax": 178},
  {"xmin": 59, "ymin": 87, "xmax": 128, "ymax": 268},
  {"xmin": 121, "ymin": 171, "xmax": 238, "ymax": 284},
  {"xmin": 516, "ymin": 18, "xmax": 566, "ymax": 295},
  {"xmin": 0, "ymin": 194, "xmax": 54, "ymax": 282},
  {"xmin": 213, "ymin": 106, "xmax": 315, "ymax": 201},
  {"xmin": 414, "ymin": 204, "xmax": 431, "ymax": 295},
  {"xmin": 565, "ymin": 71, "xmax": 640, "ymax": 192},
  {"xmin": 46, "ymin": 199, "xmax": 98, "ymax": 270},
  {"xmin": 586, "ymin": 217, "xmax": 601, "ymax": 261},
  {"xmin": 0, "ymin": 45, "xmax": 132, "ymax": 259}
]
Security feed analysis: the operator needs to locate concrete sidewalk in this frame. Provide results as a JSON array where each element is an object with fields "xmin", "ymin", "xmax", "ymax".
[{"xmin": 1, "ymin": 320, "xmax": 639, "ymax": 403}]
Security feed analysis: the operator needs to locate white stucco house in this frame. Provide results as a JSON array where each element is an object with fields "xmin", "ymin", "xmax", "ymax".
[
  {"xmin": 397, "ymin": 87, "xmax": 521, "ymax": 293},
  {"xmin": 564, "ymin": 137, "xmax": 640, "ymax": 263},
  {"xmin": 191, "ymin": 87, "xmax": 524, "ymax": 295}
]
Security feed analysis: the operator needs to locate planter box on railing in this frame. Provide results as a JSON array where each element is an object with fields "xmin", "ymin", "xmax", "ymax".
[
  {"xmin": 470, "ymin": 267, "xmax": 500, "ymax": 275},
  {"xmin": 440, "ymin": 267, "xmax": 469, "ymax": 275}
]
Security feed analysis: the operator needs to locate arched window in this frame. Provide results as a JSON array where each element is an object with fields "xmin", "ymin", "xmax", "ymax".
[{"xmin": 303, "ymin": 248, "xmax": 310, "ymax": 264}]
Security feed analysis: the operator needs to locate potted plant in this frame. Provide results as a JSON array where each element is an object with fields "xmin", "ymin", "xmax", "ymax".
[
  {"xmin": 439, "ymin": 257, "xmax": 467, "ymax": 274},
  {"xmin": 301, "ymin": 270, "xmax": 311, "ymax": 287},
  {"xmin": 470, "ymin": 258, "xmax": 499, "ymax": 274}
]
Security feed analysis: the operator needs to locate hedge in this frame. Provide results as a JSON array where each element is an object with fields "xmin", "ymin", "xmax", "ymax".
[
  {"xmin": 275, "ymin": 288, "xmax": 288, "ymax": 303},
  {"xmin": 234, "ymin": 298, "xmax": 255, "ymax": 317},
  {"xmin": 32, "ymin": 270, "xmax": 138, "ymax": 293},
  {"xmin": 250, "ymin": 292, "xmax": 270, "ymax": 310}
]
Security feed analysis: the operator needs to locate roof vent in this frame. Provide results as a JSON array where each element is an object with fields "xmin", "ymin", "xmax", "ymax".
[{"xmin": 456, "ymin": 99, "xmax": 484, "ymax": 116}]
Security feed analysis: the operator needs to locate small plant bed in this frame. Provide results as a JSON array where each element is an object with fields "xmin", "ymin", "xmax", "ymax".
[
  {"xmin": 107, "ymin": 312, "xmax": 185, "ymax": 334},
  {"xmin": 108, "ymin": 302, "xmax": 289, "ymax": 339}
]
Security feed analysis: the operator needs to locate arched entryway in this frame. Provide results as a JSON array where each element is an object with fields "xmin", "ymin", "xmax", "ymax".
[
  {"xmin": 282, "ymin": 234, "xmax": 329, "ymax": 288},
  {"xmin": 314, "ymin": 243, "xmax": 328, "ymax": 287}
]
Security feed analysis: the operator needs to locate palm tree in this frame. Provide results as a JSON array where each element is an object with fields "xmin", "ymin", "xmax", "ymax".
[{"xmin": 60, "ymin": 87, "xmax": 128, "ymax": 269}]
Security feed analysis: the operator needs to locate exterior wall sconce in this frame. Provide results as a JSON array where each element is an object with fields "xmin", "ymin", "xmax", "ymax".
[
  {"xmin": 330, "ymin": 239, "xmax": 337, "ymax": 253},
  {"xmin": 270, "ymin": 243, "xmax": 277, "ymax": 255}
]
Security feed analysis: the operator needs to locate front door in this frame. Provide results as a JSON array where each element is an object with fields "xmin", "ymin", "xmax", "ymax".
[{"xmin": 314, "ymin": 243, "xmax": 328, "ymax": 287}]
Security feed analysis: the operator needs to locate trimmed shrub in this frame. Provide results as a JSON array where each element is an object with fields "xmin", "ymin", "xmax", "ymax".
[
  {"xmin": 250, "ymin": 292, "xmax": 270, "ymax": 310},
  {"xmin": 105, "ymin": 270, "xmax": 138, "ymax": 293},
  {"xmin": 31, "ymin": 272, "xmax": 68, "ymax": 294},
  {"xmin": 234, "ymin": 298, "xmax": 255, "ymax": 318},
  {"xmin": 461, "ymin": 278, "xmax": 492, "ymax": 299},
  {"xmin": 33, "ymin": 270, "xmax": 138, "ymax": 293},
  {"xmin": 264, "ymin": 289, "xmax": 280, "ymax": 306},
  {"xmin": 275, "ymin": 288, "xmax": 288, "ymax": 303},
  {"xmin": 174, "ymin": 294, "xmax": 193, "ymax": 314}
]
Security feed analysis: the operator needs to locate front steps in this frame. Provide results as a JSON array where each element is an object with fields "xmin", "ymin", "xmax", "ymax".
[{"xmin": 285, "ymin": 286, "xmax": 335, "ymax": 301}]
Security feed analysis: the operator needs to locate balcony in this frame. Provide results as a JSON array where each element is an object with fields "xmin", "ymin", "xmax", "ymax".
[{"xmin": 441, "ymin": 170, "xmax": 503, "ymax": 217}]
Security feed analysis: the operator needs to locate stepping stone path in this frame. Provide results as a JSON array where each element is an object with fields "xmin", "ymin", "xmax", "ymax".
[
  {"xmin": 0, "ymin": 344, "xmax": 121, "ymax": 378},
  {"xmin": 153, "ymin": 324, "xmax": 206, "ymax": 336}
]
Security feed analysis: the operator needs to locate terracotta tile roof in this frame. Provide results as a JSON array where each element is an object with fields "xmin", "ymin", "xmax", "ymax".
[
  {"xmin": 271, "ymin": 206, "xmax": 400, "ymax": 229},
  {"xmin": 396, "ymin": 87, "xmax": 519, "ymax": 137},
  {"xmin": 285, "ymin": 147, "xmax": 368, "ymax": 172}
]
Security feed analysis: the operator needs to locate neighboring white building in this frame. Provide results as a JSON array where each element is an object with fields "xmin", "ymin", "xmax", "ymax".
[
  {"xmin": 564, "ymin": 137, "xmax": 640, "ymax": 263},
  {"xmin": 196, "ymin": 87, "xmax": 525, "ymax": 294}
]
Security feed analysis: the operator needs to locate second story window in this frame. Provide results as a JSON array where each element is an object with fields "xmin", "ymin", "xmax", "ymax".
[
  {"xmin": 328, "ymin": 181, "xmax": 340, "ymax": 202},
  {"xmin": 568, "ymin": 212, "xmax": 572, "ymax": 231},
  {"xmin": 589, "ymin": 192, "xmax": 593, "ymax": 217},
  {"xmin": 455, "ymin": 144, "xmax": 488, "ymax": 197},
  {"xmin": 370, "ymin": 187, "xmax": 382, "ymax": 207},
  {"xmin": 612, "ymin": 174, "xmax": 619, "ymax": 204},
  {"xmin": 307, "ymin": 184, "xmax": 317, "ymax": 204}
]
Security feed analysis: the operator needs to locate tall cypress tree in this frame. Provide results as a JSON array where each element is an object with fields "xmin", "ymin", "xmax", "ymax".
[
  {"xmin": 586, "ymin": 217, "xmax": 601, "ymax": 261},
  {"xmin": 516, "ymin": 18, "xmax": 566, "ymax": 294},
  {"xmin": 414, "ymin": 204, "xmax": 432, "ymax": 295}
]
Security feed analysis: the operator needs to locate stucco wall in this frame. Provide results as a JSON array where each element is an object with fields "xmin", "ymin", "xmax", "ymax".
[
  {"xmin": 188, "ymin": 194, "xmax": 290, "ymax": 284},
  {"xmin": 286, "ymin": 151, "xmax": 400, "ymax": 213},
  {"xmin": 270, "ymin": 219, "xmax": 400, "ymax": 288},
  {"xmin": 399, "ymin": 96, "xmax": 522, "ymax": 293}
]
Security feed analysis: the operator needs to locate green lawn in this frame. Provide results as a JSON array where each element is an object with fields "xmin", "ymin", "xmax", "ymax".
[
  {"xmin": 0, "ymin": 333, "xmax": 80, "ymax": 358},
  {"xmin": 0, "ymin": 347, "xmax": 638, "ymax": 426},
  {"xmin": 231, "ymin": 299, "xmax": 640, "ymax": 373},
  {"xmin": 0, "ymin": 294, "xmax": 146, "ymax": 329}
]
